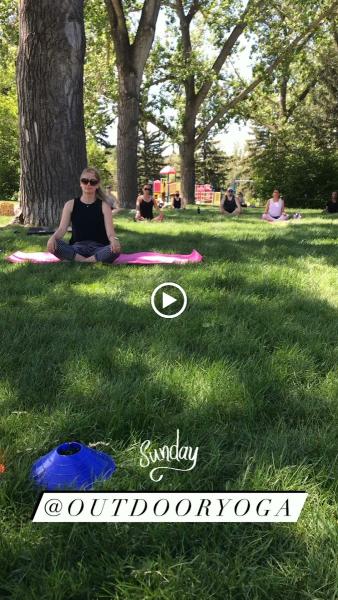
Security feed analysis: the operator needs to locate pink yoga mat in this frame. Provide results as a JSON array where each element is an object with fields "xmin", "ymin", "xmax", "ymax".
[{"xmin": 6, "ymin": 250, "xmax": 203, "ymax": 265}]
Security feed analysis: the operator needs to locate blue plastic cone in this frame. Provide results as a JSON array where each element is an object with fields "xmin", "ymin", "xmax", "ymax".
[{"xmin": 31, "ymin": 441, "xmax": 116, "ymax": 491}]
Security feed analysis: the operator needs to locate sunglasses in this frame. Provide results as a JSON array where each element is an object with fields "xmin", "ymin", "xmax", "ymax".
[
  {"xmin": 143, "ymin": 187, "xmax": 151, "ymax": 191},
  {"xmin": 81, "ymin": 178, "xmax": 99, "ymax": 186}
]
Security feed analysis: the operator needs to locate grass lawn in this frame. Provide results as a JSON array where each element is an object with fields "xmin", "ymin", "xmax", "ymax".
[{"xmin": 0, "ymin": 207, "xmax": 337, "ymax": 599}]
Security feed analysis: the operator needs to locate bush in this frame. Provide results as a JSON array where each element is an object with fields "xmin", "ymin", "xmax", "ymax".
[{"xmin": 251, "ymin": 139, "xmax": 338, "ymax": 208}]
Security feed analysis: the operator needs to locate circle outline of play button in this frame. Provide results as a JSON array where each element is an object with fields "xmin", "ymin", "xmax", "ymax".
[{"xmin": 151, "ymin": 282, "xmax": 188, "ymax": 319}]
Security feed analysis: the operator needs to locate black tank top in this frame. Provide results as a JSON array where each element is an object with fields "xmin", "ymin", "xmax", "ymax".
[
  {"xmin": 140, "ymin": 198, "xmax": 154, "ymax": 219},
  {"xmin": 173, "ymin": 197, "xmax": 181, "ymax": 209},
  {"xmin": 223, "ymin": 195, "xmax": 237, "ymax": 212},
  {"xmin": 70, "ymin": 197, "xmax": 109, "ymax": 245}
]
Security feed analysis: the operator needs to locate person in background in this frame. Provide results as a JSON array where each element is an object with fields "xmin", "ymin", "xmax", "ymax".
[
  {"xmin": 324, "ymin": 191, "xmax": 338, "ymax": 214},
  {"xmin": 135, "ymin": 184, "xmax": 164, "ymax": 222},
  {"xmin": 171, "ymin": 191, "xmax": 184, "ymax": 209},
  {"xmin": 47, "ymin": 167, "xmax": 121, "ymax": 263},
  {"xmin": 105, "ymin": 185, "xmax": 121, "ymax": 216},
  {"xmin": 220, "ymin": 188, "xmax": 241, "ymax": 216},
  {"xmin": 158, "ymin": 192, "xmax": 165, "ymax": 208},
  {"xmin": 262, "ymin": 189, "xmax": 289, "ymax": 222}
]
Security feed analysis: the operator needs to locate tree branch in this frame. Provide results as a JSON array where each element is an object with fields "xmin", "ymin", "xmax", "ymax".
[
  {"xmin": 140, "ymin": 107, "xmax": 176, "ymax": 139},
  {"xmin": 194, "ymin": 0, "xmax": 264, "ymax": 113},
  {"xmin": 175, "ymin": 0, "xmax": 196, "ymax": 106},
  {"xmin": 144, "ymin": 74, "xmax": 178, "ymax": 87},
  {"xmin": 196, "ymin": 0, "xmax": 338, "ymax": 146},
  {"xmin": 286, "ymin": 78, "xmax": 318, "ymax": 119},
  {"xmin": 132, "ymin": 0, "xmax": 161, "ymax": 79},
  {"xmin": 187, "ymin": 0, "xmax": 200, "ymax": 23},
  {"xmin": 104, "ymin": 0, "xmax": 131, "ymax": 65}
]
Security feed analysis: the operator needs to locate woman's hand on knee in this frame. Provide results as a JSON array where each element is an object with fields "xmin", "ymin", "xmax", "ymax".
[
  {"xmin": 47, "ymin": 236, "xmax": 57, "ymax": 253},
  {"xmin": 110, "ymin": 239, "xmax": 121, "ymax": 253}
]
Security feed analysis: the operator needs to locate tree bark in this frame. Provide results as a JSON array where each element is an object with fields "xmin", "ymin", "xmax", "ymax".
[
  {"xmin": 279, "ymin": 75, "xmax": 289, "ymax": 119},
  {"xmin": 104, "ymin": 0, "xmax": 161, "ymax": 208},
  {"xmin": 117, "ymin": 69, "xmax": 140, "ymax": 207},
  {"xmin": 17, "ymin": 0, "xmax": 87, "ymax": 226},
  {"xmin": 180, "ymin": 120, "xmax": 196, "ymax": 204}
]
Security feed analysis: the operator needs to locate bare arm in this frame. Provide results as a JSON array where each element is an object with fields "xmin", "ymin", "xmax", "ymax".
[
  {"xmin": 264, "ymin": 200, "xmax": 270, "ymax": 213},
  {"xmin": 47, "ymin": 200, "xmax": 73, "ymax": 253},
  {"xmin": 153, "ymin": 198, "xmax": 160, "ymax": 212},
  {"xmin": 135, "ymin": 195, "xmax": 144, "ymax": 219},
  {"xmin": 102, "ymin": 201, "xmax": 120, "ymax": 253}
]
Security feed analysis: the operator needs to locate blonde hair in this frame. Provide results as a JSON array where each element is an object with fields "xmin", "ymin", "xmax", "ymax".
[{"xmin": 80, "ymin": 166, "xmax": 110, "ymax": 205}]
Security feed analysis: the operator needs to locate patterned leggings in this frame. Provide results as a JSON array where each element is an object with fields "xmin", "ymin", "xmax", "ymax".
[{"xmin": 54, "ymin": 239, "xmax": 120, "ymax": 264}]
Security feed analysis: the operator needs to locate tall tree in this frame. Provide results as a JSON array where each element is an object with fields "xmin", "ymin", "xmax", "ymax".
[
  {"xmin": 104, "ymin": 0, "xmax": 161, "ymax": 208},
  {"xmin": 195, "ymin": 138, "xmax": 228, "ymax": 190},
  {"xmin": 248, "ymin": 26, "xmax": 338, "ymax": 206},
  {"xmin": 144, "ymin": 0, "xmax": 338, "ymax": 203},
  {"xmin": 137, "ymin": 118, "xmax": 166, "ymax": 187},
  {"xmin": 17, "ymin": 0, "xmax": 87, "ymax": 225}
]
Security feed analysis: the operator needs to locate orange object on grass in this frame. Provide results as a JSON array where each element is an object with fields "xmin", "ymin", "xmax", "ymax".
[{"xmin": 0, "ymin": 464, "xmax": 6, "ymax": 473}]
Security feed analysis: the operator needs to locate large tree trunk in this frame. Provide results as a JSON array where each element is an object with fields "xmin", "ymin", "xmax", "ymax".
[
  {"xmin": 104, "ymin": 0, "xmax": 161, "ymax": 210},
  {"xmin": 180, "ymin": 139, "xmax": 196, "ymax": 204},
  {"xmin": 17, "ymin": 0, "xmax": 87, "ymax": 226},
  {"xmin": 117, "ymin": 71, "xmax": 139, "ymax": 208},
  {"xmin": 180, "ymin": 117, "xmax": 196, "ymax": 204}
]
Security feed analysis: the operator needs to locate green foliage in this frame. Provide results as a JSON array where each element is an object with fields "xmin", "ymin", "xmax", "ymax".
[
  {"xmin": 248, "ymin": 28, "xmax": 338, "ymax": 208},
  {"xmin": 0, "ymin": 63, "xmax": 19, "ymax": 199},
  {"xmin": 87, "ymin": 139, "xmax": 116, "ymax": 187},
  {"xmin": 137, "ymin": 120, "xmax": 167, "ymax": 187},
  {"xmin": 250, "ymin": 130, "xmax": 338, "ymax": 207},
  {"xmin": 0, "ymin": 2, "xmax": 19, "ymax": 199},
  {"xmin": 0, "ymin": 0, "xmax": 18, "ymax": 63},
  {"xmin": 195, "ymin": 138, "xmax": 228, "ymax": 189},
  {"xmin": 84, "ymin": 0, "xmax": 117, "ymax": 144}
]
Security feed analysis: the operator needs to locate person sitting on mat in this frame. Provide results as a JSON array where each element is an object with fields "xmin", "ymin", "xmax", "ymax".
[
  {"xmin": 46, "ymin": 167, "xmax": 121, "ymax": 263},
  {"xmin": 171, "ymin": 191, "xmax": 184, "ymax": 209},
  {"xmin": 135, "ymin": 184, "xmax": 164, "ymax": 221},
  {"xmin": 220, "ymin": 188, "xmax": 241, "ymax": 216},
  {"xmin": 262, "ymin": 189, "xmax": 289, "ymax": 222},
  {"xmin": 324, "ymin": 191, "xmax": 338, "ymax": 214}
]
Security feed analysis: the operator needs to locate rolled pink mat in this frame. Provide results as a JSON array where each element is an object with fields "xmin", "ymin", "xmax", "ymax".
[
  {"xmin": 6, "ymin": 250, "xmax": 203, "ymax": 265},
  {"xmin": 6, "ymin": 251, "xmax": 61, "ymax": 263}
]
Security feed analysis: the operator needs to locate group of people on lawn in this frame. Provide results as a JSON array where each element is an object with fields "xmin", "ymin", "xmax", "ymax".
[{"xmin": 46, "ymin": 166, "xmax": 337, "ymax": 265}]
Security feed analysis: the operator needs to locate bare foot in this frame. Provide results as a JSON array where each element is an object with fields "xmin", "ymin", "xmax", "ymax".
[{"xmin": 74, "ymin": 254, "xmax": 96, "ymax": 263}]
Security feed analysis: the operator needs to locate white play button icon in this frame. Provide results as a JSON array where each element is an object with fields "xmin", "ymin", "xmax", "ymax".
[
  {"xmin": 151, "ymin": 282, "xmax": 188, "ymax": 319},
  {"xmin": 162, "ymin": 291, "xmax": 177, "ymax": 309}
]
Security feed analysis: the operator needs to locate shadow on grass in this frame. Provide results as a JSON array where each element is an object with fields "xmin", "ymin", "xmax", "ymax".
[
  {"xmin": 0, "ymin": 260, "xmax": 336, "ymax": 475},
  {"xmin": 0, "ymin": 220, "xmax": 337, "ymax": 599}
]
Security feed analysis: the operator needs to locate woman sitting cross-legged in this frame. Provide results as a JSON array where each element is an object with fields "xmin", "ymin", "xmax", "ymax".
[
  {"xmin": 262, "ymin": 189, "xmax": 289, "ymax": 222},
  {"xmin": 171, "ymin": 191, "xmax": 185, "ymax": 209},
  {"xmin": 47, "ymin": 167, "xmax": 121, "ymax": 263},
  {"xmin": 324, "ymin": 191, "xmax": 338, "ymax": 214},
  {"xmin": 220, "ymin": 188, "xmax": 241, "ymax": 216},
  {"xmin": 135, "ymin": 184, "xmax": 164, "ymax": 222}
]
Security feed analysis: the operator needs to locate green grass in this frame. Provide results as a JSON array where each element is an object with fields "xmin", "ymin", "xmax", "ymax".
[{"xmin": 0, "ymin": 207, "xmax": 337, "ymax": 600}]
